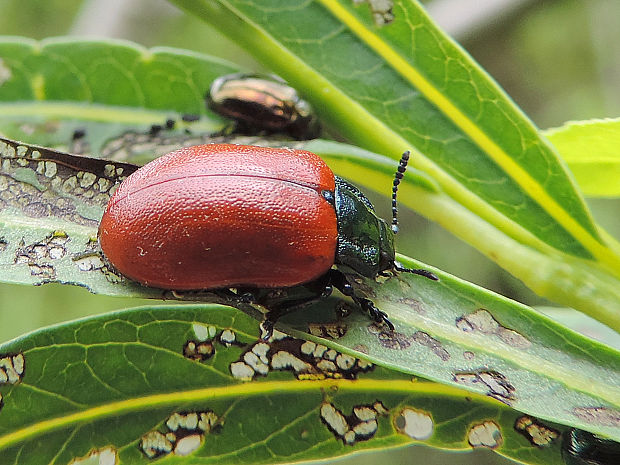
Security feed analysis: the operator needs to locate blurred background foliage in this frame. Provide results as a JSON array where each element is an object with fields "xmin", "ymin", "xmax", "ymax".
[{"xmin": 0, "ymin": 1, "xmax": 618, "ymax": 464}]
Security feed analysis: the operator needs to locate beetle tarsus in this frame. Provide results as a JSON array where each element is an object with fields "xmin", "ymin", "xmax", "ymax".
[
  {"xmin": 321, "ymin": 284, "xmax": 333, "ymax": 298},
  {"xmin": 260, "ymin": 318, "xmax": 275, "ymax": 341},
  {"xmin": 325, "ymin": 269, "xmax": 394, "ymax": 330},
  {"xmin": 356, "ymin": 296, "xmax": 395, "ymax": 330}
]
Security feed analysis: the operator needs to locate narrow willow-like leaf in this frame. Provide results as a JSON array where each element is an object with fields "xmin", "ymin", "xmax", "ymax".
[
  {"xmin": 544, "ymin": 118, "xmax": 620, "ymax": 197},
  {"xmin": 1, "ymin": 138, "xmax": 618, "ymax": 441},
  {"xmin": 0, "ymin": 36, "xmax": 237, "ymax": 155},
  {"xmin": 5, "ymin": 134, "xmax": 620, "ymax": 336},
  {"xmin": 0, "ymin": 137, "xmax": 157, "ymax": 297},
  {"xmin": 278, "ymin": 256, "xmax": 620, "ymax": 441},
  {"xmin": 2, "ymin": 36, "xmax": 620, "ymax": 329},
  {"xmin": 0, "ymin": 305, "xmax": 573, "ymax": 464},
  {"xmin": 169, "ymin": 0, "xmax": 620, "ymax": 329}
]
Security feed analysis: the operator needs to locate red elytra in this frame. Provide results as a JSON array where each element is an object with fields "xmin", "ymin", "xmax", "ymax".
[{"xmin": 98, "ymin": 144, "xmax": 338, "ymax": 290}]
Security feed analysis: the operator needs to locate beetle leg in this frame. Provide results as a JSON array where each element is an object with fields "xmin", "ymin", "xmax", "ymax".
[
  {"xmin": 260, "ymin": 294, "xmax": 326, "ymax": 341},
  {"xmin": 260, "ymin": 318, "xmax": 276, "ymax": 341},
  {"xmin": 321, "ymin": 284, "xmax": 333, "ymax": 298},
  {"xmin": 394, "ymin": 261, "xmax": 439, "ymax": 281},
  {"xmin": 233, "ymin": 287, "xmax": 259, "ymax": 303},
  {"xmin": 328, "ymin": 270, "xmax": 395, "ymax": 330},
  {"xmin": 212, "ymin": 288, "xmax": 257, "ymax": 304},
  {"xmin": 303, "ymin": 272, "xmax": 334, "ymax": 298}
]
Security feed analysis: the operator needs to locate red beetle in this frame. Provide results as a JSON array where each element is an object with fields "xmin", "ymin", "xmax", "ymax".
[
  {"xmin": 99, "ymin": 144, "xmax": 337, "ymax": 289},
  {"xmin": 99, "ymin": 144, "xmax": 437, "ymax": 333}
]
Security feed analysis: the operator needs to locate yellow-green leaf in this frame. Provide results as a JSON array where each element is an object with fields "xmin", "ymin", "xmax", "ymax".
[{"xmin": 545, "ymin": 118, "xmax": 620, "ymax": 197}]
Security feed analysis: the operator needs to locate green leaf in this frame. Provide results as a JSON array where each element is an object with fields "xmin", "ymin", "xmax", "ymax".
[
  {"xmin": 0, "ymin": 136, "xmax": 162, "ymax": 297},
  {"xmin": 544, "ymin": 118, "xmax": 620, "ymax": 197},
  {"xmin": 279, "ymin": 255, "xmax": 620, "ymax": 442},
  {"xmin": 536, "ymin": 307, "xmax": 620, "ymax": 350},
  {"xmin": 1, "ymin": 137, "xmax": 617, "ymax": 442},
  {"xmin": 4, "ymin": 131, "xmax": 620, "ymax": 334},
  {"xmin": 0, "ymin": 305, "xmax": 574, "ymax": 464},
  {"xmin": 0, "ymin": 36, "xmax": 238, "ymax": 157},
  {"xmin": 168, "ymin": 0, "xmax": 620, "ymax": 330},
  {"xmin": 2, "ymin": 35, "xmax": 620, "ymax": 329}
]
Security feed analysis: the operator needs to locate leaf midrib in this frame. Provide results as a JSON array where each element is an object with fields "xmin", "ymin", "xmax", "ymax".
[
  {"xmin": 0, "ymin": 102, "xmax": 220, "ymax": 132},
  {"xmin": 0, "ymin": 379, "xmax": 479, "ymax": 451},
  {"xmin": 315, "ymin": 0, "xmax": 615, "ymax": 268}
]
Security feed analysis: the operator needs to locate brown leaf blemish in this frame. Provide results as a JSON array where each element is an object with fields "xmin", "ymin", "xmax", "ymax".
[
  {"xmin": 456, "ymin": 308, "xmax": 531, "ymax": 349},
  {"xmin": 468, "ymin": 421, "xmax": 503, "ymax": 449},
  {"xmin": 320, "ymin": 400, "xmax": 387, "ymax": 445},
  {"xmin": 514, "ymin": 415, "xmax": 559, "ymax": 447},
  {"xmin": 412, "ymin": 331, "xmax": 450, "ymax": 361},
  {"xmin": 453, "ymin": 369, "xmax": 515, "ymax": 404},
  {"xmin": 572, "ymin": 407, "xmax": 620, "ymax": 427},
  {"xmin": 230, "ymin": 336, "xmax": 373, "ymax": 381},
  {"xmin": 308, "ymin": 322, "xmax": 348, "ymax": 339},
  {"xmin": 0, "ymin": 352, "xmax": 25, "ymax": 385}
]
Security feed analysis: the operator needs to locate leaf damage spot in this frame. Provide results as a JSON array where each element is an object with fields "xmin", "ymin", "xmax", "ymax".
[
  {"xmin": 368, "ymin": 323, "xmax": 411, "ymax": 350},
  {"xmin": 572, "ymin": 406, "xmax": 620, "ymax": 427},
  {"xmin": 14, "ymin": 230, "xmax": 69, "ymax": 264},
  {"xmin": 468, "ymin": 421, "xmax": 503, "ymax": 449},
  {"xmin": 456, "ymin": 308, "xmax": 531, "ymax": 349},
  {"xmin": 350, "ymin": 276, "xmax": 377, "ymax": 297},
  {"xmin": 308, "ymin": 322, "xmax": 348, "ymax": 339},
  {"xmin": 13, "ymin": 232, "xmax": 71, "ymax": 280},
  {"xmin": 396, "ymin": 297, "xmax": 425, "ymax": 315},
  {"xmin": 73, "ymin": 248, "xmax": 126, "ymax": 285},
  {"xmin": 320, "ymin": 401, "xmax": 387, "ymax": 444},
  {"xmin": 0, "ymin": 139, "xmax": 120, "ymax": 225},
  {"xmin": 0, "ymin": 58, "xmax": 11, "ymax": 86},
  {"xmin": 70, "ymin": 447, "xmax": 117, "ymax": 465},
  {"xmin": 353, "ymin": 344, "xmax": 369, "ymax": 354},
  {"xmin": 192, "ymin": 323, "xmax": 217, "ymax": 341},
  {"xmin": 174, "ymin": 434, "xmax": 202, "ymax": 456},
  {"xmin": 141, "ymin": 431, "xmax": 174, "ymax": 459},
  {"xmin": 140, "ymin": 410, "xmax": 219, "ymax": 459},
  {"xmin": 514, "ymin": 415, "xmax": 559, "ymax": 447},
  {"xmin": 353, "ymin": 0, "xmax": 395, "ymax": 26},
  {"xmin": 0, "ymin": 237, "xmax": 7, "ymax": 252},
  {"xmin": 368, "ymin": 325, "xmax": 449, "ymax": 359},
  {"xmin": 183, "ymin": 327, "xmax": 242, "ymax": 361},
  {"xmin": 394, "ymin": 407, "xmax": 433, "ymax": 440},
  {"xmin": 412, "ymin": 331, "xmax": 450, "ymax": 361},
  {"xmin": 0, "ymin": 352, "xmax": 25, "ymax": 385},
  {"xmin": 75, "ymin": 236, "xmax": 115, "ymax": 267},
  {"xmin": 218, "ymin": 329, "xmax": 240, "ymax": 347},
  {"xmin": 230, "ymin": 334, "xmax": 373, "ymax": 381},
  {"xmin": 184, "ymin": 340, "xmax": 215, "ymax": 361},
  {"xmin": 73, "ymin": 253, "xmax": 105, "ymax": 272},
  {"xmin": 453, "ymin": 370, "xmax": 515, "ymax": 404},
  {"xmin": 27, "ymin": 262, "xmax": 55, "ymax": 279},
  {"xmin": 230, "ymin": 360, "xmax": 256, "ymax": 380}
]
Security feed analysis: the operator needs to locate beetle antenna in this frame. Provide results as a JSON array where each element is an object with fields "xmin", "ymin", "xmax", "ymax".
[{"xmin": 391, "ymin": 150, "xmax": 410, "ymax": 234}]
